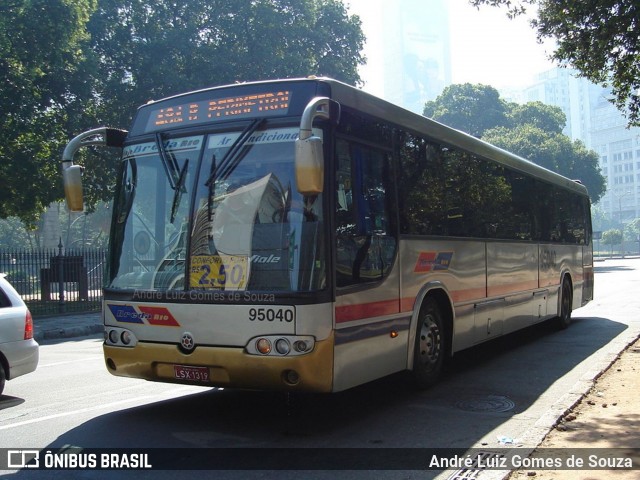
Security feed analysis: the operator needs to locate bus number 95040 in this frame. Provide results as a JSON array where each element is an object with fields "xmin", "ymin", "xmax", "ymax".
[{"xmin": 249, "ymin": 308, "xmax": 294, "ymax": 323}]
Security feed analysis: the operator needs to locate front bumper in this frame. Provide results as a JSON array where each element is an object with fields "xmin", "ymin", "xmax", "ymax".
[{"xmin": 103, "ymin": 334, "xmax": 334, "ymax": 392}]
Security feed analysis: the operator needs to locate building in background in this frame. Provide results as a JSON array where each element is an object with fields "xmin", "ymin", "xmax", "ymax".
[
  {"xmin": 517, "ymin": 67, "xmax": 640, "ymax": 227},
  {"xmin": 591, "ymin": 98, "xmax": 640, "ymax": 225},
  {"xmin": 351, "ymin": 0, "xmax": 452, "ymax": 114},
  {"xmin": 522, "ymin": 68, "xmax": 605, "ymax": 148}
]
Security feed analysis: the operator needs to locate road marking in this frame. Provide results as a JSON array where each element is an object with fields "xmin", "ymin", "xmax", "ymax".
[
  {"xmin": 0, "ymin": 386, "xmax": 207, "ymax": 431},
  {"xmin": 38, "ymin": 358, "xmax": 103, "ymax": 368}
]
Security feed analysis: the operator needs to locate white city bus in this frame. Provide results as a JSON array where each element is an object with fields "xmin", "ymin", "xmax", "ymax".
[{"xmin": 62, "ymin": 77, "xmax": 593, "ymax": 392}]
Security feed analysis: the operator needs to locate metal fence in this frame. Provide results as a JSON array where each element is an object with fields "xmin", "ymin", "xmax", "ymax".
[{"xmin": 0, "ymin": 245, "xmax": 106, "ymax": 317}]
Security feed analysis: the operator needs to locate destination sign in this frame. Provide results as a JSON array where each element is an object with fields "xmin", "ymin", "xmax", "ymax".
[{"xmin": 145, "ymin": 90, "xmax": 291, "ymax": 132}]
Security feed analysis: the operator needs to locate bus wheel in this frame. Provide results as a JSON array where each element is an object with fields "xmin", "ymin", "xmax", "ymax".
[
  {"xmin": 556, "ymin": 277, "xmax": 573, "ymax": 330},
  {"xmin": 412, "ymin": 298, "xmax": 445, "ymax": 389}
]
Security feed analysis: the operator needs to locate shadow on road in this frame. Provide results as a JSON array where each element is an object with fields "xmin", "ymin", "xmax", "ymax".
[
  {"xmin": 6, "ymin": 315, "xmax": 627, "ymax": 478},
  {"xmin": 44, "ymin": 317, "xmax": 625, "ymax": 442}
]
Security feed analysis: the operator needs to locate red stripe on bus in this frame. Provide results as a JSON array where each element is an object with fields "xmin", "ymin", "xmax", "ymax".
[
  {"xmin": 338, "ymin": 276, "xmax": 571, "ymax": 322},
  {"xmin": 335, "ymin": 299, "xmax": 400, "ymax": 323}
]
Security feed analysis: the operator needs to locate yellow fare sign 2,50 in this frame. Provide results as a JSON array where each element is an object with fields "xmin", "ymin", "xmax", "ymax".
[{"xmin": 190, "ymin": 255, "xmax": 249, "ymax": 290}]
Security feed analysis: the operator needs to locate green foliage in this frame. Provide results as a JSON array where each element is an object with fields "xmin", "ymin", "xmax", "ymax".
[
  {"xmin": 470, "ymin": 0, "xmax": 640, "ymax": 127},
  {"xmin": 0, "ymin": 0, "xmax": 98, "ymax": 224},
  {"xmin": 602, "ymin": 228, "xmax": 623, "ymax": 246},
  {"xmin": 624, "ymin": 218, "xmax": 640, "ymax": 242},
  {"xmin": 0, "ymin": 217, "xmax": 33, "ymax": 249},
  {"xmin": 0, "ymin": 0, "xmax": 366, "ymax": 222},
  {"xmin": 482, "ymin": 125, "xmax": 606, "ymax": 203},
  {"xmin": 88, "ymin": 0, "xmax": 365, "ymax": 129},
  {"xmin": 423, "ymin": 83, "xmax": 509, "ymax": 137},
  {"xmin": 507, "ymin": 101, "xmax": 566, "ymax": 134},
  {"xmin": 80, "ymin": 0, "xmax": 364, "ymax": 211}
]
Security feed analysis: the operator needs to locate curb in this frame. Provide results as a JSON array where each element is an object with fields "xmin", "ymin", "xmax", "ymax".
[{"xmin": 35, "ymin": 324, "xmax": 103, "ymax": 342}]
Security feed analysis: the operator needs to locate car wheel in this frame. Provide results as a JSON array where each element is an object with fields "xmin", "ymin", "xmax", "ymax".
[{"xmin": 0, "ymin": 364, "xmax": 6, "ymax": 397}]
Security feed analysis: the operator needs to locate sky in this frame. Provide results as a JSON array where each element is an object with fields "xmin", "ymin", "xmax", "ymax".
[{"xmin": 347, "ymin": 0, "xmax": 557, "ymax": 96}]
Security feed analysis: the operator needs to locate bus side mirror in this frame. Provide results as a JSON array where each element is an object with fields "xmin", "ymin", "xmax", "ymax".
[
  {"xmin": 61, "ymin": 127, "xmax": 127, "ymax": 212},
  {"xmin": 295, "ymin": 135, "xmax": 324, "ymax": 195},
  {"xmin": 62, "ymin": 165, "xmax": 84, "ymax": 212},
  {"xmin": 295, "ymin": 97, "xmax": 339, "ymax": 196}
]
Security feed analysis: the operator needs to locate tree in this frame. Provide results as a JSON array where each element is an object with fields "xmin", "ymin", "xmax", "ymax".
[
  {"xmin": 602, "ymin": 228, "xmax": 623, "ymax": 256},
  {"xmin": 88, "ymin": 0, "xmax": 365, "ymax": 129},
  {"xmin": 624, "ymin": 218, "xmax": 640, "ymax": 244},
  {"xmin": 0, "ymin": 217, "xmax": 33, "ymax": 249},
  {"xmin": 469, "ymin": 0, "xmax": 640, "ymax": 126},
  {"xmin": 0, "ymin": 0, "xmax": 366, "ymax": 222},
  {"xmin": 0, "ymin": 0, "xmax": 97, "ymax": 224},
  {"xmin": 482, "ymin": 124, "xmax": 606, "ymax": 202},
  {"xmin": 78, "ymin": 0, "xmax": 366, "ymax": 209},
  {"xmin": 423, "ymin": 83, "xmax": 509, "ymax": 137},
  {"xmin": 508, "ymin": 101, "xmax": 566, "ymax": 134},
  {"xmin": 423, "ymin": 83, "xmax": 606, "ymax": 202}
]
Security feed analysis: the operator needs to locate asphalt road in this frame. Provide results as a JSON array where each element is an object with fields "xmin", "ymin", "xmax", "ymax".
[{"xmin": 1, "ymin": 258, "xmax": 639, "ymax": 480}]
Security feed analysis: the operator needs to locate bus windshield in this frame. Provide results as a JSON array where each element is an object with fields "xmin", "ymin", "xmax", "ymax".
[{"xmin": 108, "ymin": 124, "xmax": 326, "ymax": 293}]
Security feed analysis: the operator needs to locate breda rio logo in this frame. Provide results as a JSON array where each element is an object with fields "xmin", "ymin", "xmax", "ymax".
[
  {"xmin": 414, "ymin": 252, "xmax": 454, "ymax": 273},
  {"xmin": 107, "ymin": 304, "xmax": 180, "ymax": 327}
]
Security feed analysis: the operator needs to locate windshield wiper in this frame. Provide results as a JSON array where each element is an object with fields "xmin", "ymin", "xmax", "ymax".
[
  {"xmin": 205, "ymin": 118, "xmax": 264, "ymax": 187},
  {"xmin": 205, "ymin": 119, "xmax": 264, "ymax": 220},
  {"xmin": 170, "ymin": 159, "xmax": 189, "ymax": 224},
  {"xmin": 155, "ymin": 132, "xmax": 180, "ymax": 190},
  {"xmin": 155, "ymin": 132, "xmax": 189, "ymax": 223}
]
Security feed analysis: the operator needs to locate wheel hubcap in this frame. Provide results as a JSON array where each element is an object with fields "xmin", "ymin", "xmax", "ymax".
[{"xmin": 419, "ymin": 315, "xmax": 441, "ymax": 367}]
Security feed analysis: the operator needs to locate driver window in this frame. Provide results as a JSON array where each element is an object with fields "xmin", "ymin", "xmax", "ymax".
[{"xmin": 336, "ymin": 139, "xmax": 396, "ymax": 287}]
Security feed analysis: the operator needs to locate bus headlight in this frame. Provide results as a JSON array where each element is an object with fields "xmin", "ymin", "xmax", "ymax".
[
  {"xmin": 121, "ymin": 330, "xmax": 133, "ymax": 345},
  {"xmin": 256, "ymin": 338, "xmax": 272, "ymax": 355},
  {"xmin": 275, "ymin": 338, "xmax": 291, "ymax": 355},
  {"xmin": 108, "ymin": 329, "xmax": 119, "ymax": 344},
  {"xmin": 105, "ymin": 327, "xmax": 138, "ymax": 347},
  {"xmin": 246, "ymin": 335, "xmax": 315, "ymax": 356},
  {"xmin": 293, "ymin": 340, "xmax": 310, "ymax": 353}
]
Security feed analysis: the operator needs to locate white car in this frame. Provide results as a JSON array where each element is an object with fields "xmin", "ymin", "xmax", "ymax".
[{"xmin": 0, "ymin": 274, "xmax": 39, "ymax": 396}]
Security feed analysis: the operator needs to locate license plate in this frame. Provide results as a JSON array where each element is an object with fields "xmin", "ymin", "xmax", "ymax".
[{"xmin": 174, "ymin": 365, "xmax": 210, "ymax": 382}]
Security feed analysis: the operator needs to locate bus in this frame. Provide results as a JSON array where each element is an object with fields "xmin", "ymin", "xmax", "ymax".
[{"xmin": 61, "ymin": 77, "xmax": 593, "ymax": 392}]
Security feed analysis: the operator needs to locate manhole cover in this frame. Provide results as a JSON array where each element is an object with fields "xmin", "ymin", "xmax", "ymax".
[{"xmin": 455, "ymin": 395, "xmax": 515, "ymax": 413}]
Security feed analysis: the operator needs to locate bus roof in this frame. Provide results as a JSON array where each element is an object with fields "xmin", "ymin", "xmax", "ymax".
[
  {"xmin": 322, "ymin": 78, "xmax": 589, "ymax": 197},
  {"xmin": 139, "ymin": 77, "xmax": 589, "ymax": 197}
]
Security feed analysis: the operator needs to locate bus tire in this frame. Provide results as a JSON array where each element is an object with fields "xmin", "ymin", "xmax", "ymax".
[
  {"xmin": 556, "ymin": 277, "xmax": 573, "ymax": 330},
  {"xmin": 412, "ymin": 297, "xmax": 446, "ymax": 389}
]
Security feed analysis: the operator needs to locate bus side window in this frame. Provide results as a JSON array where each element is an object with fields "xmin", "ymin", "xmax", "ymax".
[{"xmin": 335, "ymin": 140, "xmax": 396, "ymax": 287}]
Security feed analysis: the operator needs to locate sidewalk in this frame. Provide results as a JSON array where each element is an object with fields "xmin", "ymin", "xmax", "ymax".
[
  {"xmin": 508, "ymin": 335, "xmax": 640, "ymax": 479},
  {"xmin": 33, "ymin": 311, "xmax": 102, "ymax": 343}
]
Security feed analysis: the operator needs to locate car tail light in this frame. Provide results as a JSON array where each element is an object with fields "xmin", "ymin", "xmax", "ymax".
[{"xmin": 24, "ymin": 309, "xmax": 34, "ymax": 340}]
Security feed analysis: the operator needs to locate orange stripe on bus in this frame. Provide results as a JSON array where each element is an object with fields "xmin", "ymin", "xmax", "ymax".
[
  {"xmin": 335, "ymin": 299, "xmax": 400, "ymax": 323},
  {"xmin": 337, "ymin": 277, "xmax": 570, "ymax": 323}
]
